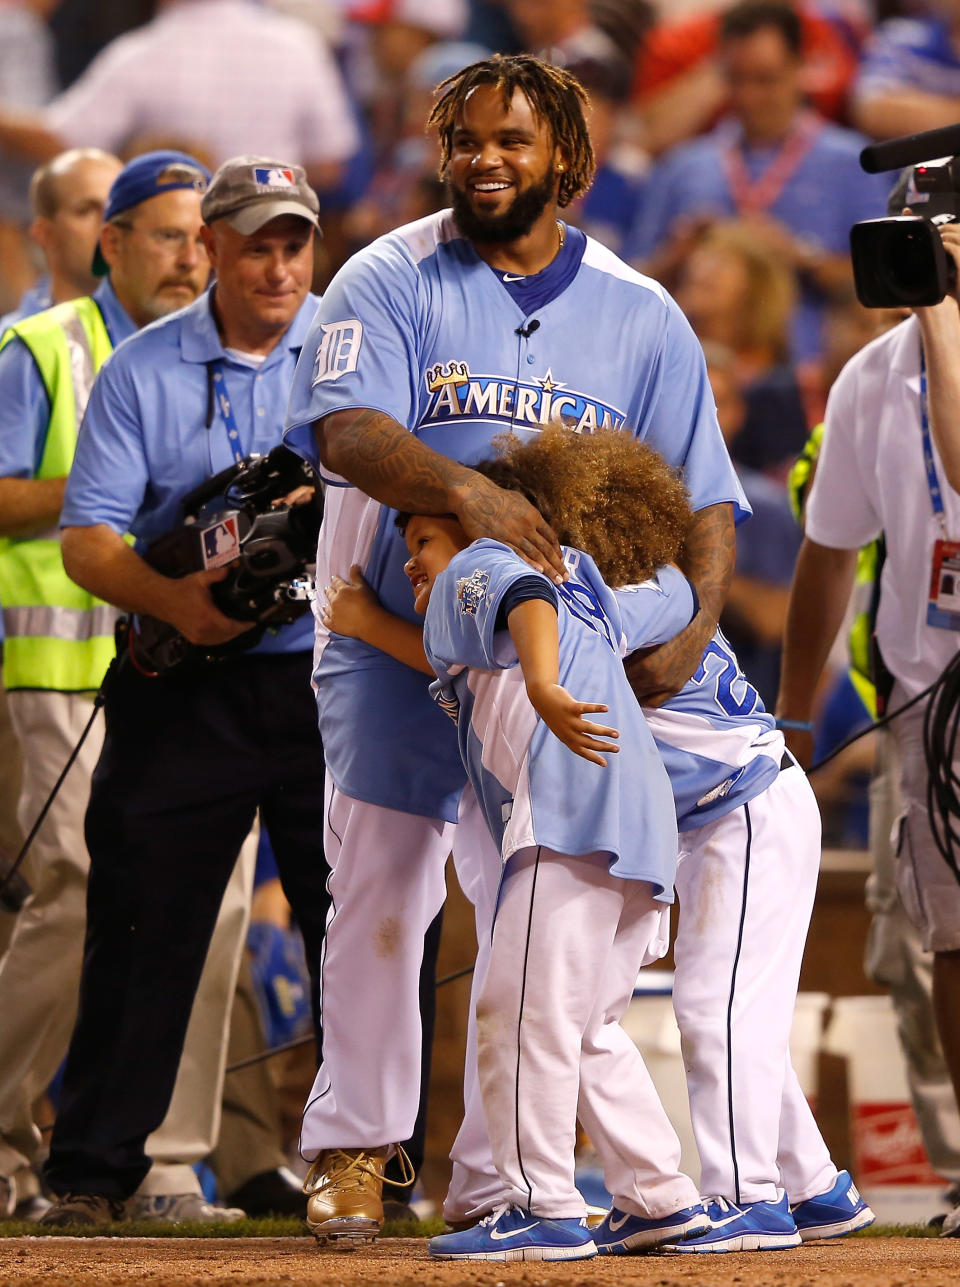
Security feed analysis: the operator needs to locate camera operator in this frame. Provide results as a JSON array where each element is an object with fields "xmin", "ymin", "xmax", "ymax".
[
  {"xmin": 0, "ymin": 149, "xmax": 219, "ymax": 1221},
  {"xmin": 38, "ymin": 157, "xmax": 330, "ymax": 1227},
  {"xmin": 777, "ymin": 170, "xmax": 960, "ymax": 1239}
]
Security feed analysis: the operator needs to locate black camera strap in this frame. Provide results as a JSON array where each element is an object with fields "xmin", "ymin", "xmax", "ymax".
[{"xmin": 0, "ymin": 656, "xmax": 119, "ymax": 910}]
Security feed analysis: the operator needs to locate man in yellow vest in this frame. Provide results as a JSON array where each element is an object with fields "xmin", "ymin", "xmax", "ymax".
[
  {"xmin": 0, "ymin": 150, "xmax": 211, "ymax": 1219},
  {"xmin": 0, "ymin": 147, "xmax": 121, "ymax": 928}
]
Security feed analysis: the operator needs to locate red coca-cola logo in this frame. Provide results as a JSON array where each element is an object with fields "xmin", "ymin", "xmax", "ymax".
[{"xmin": 853, "ymin": 1103, "xmax": 945, "ymax": 1185}]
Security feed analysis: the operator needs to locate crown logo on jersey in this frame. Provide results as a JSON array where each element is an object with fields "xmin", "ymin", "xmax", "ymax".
[
  {"xmin": 426, "ymin": 361, "xmax": 470, "ymax": 392},
  {"xmin": 456, "ymin": 568, "xmax": 489, "ymax": 616}
]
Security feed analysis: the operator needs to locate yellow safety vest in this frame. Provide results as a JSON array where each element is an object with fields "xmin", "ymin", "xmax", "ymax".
[
  {"xmin": 0, "ymin": 297, "xmax": 119, "ymax": 691},
  {"xmin": 787, "ymin": 422, "xmax": 886, "ymax": 719}
]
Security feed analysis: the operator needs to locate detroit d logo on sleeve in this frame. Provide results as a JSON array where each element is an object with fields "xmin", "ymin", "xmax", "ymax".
[{"xmin": 313, "ymin": 320, "xmax": 363, "ymax": 385}]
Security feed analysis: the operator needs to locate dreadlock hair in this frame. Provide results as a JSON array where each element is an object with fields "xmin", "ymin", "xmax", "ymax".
[
  {"xmin": 473, "ymin": 422, "xmax": 693, "ymax": 587},
  {"xmin": 427, "ymin": 54, "xmax": 596, "ymax": 208}
]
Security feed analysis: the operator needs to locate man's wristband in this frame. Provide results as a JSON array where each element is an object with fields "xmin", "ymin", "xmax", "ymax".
[{"xmin": 775, "ymin": 718, "xmax": 814, "ymax": 732}]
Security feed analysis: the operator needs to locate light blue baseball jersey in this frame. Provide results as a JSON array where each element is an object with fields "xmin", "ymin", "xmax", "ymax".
[
  {"xmin": 283, "ymin": 208, "xmax": 748, "ymax": 822},
  {"xmin": 424, "ymin": 540, "xmax": 691, "ymax": 896},
  {"xmin": 61, "ymin": 286, "xmax": 321, "ymax": 655},
  {"xmin": 616, "ymin": 590, "xmax": 784, "ymax": 832}
]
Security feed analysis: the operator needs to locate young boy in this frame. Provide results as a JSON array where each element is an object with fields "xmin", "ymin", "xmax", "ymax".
[{"xmin": 323, "ymin": 425, "xmax": 873, "ymax": 1257}]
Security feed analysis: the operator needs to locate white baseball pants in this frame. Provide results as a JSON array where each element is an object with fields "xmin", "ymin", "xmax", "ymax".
[
  {"xmin": 445, "ymin": 765, "xmax": 838, "ymax": 1218},
  {"xmin": 673, "ymin": 764, "xmax": 835, "ymax": 1205},
  {"xmin": 476, "ymin": 846, "xmax": 698, "ymax": 1220},
  {"xmin": 299, "ymin": 778, "xmax": 457, "ymax": 1155}
]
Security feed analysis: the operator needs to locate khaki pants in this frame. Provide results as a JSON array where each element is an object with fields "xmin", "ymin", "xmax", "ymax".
[
  {"xmin": 865, "ymin": 725, "xmax": 960, "ymax": 1184},
  {"xmin": 0, "ymin": 676, "xmax": 24, "ymax": 960},
  {"xmin": 0, "ymin": 689, "xmax": 265, "ymax": 1202}
]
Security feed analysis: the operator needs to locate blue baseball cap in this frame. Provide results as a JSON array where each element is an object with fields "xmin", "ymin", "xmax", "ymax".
[{"xmin": 92, "ymin": 149, "xmax": 211, "ymax": 276}]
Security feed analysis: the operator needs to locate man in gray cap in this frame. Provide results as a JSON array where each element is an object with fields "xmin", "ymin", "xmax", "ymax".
[{"xmin": 40, "ymin": 156, "xmax": 330, "ymax": 1226}]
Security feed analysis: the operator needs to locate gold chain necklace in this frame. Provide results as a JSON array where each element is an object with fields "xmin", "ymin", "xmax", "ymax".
[{"xmin": 556, "ymin": 220, "xmax": 566, "ymax": 251}]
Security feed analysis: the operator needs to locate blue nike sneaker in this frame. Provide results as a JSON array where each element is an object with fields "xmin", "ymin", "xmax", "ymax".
[
  {"xmin": 593, "ymin": 1203, "xmax": 711, "ymax": 1254},
  {"xmin": 427, "ymin": 1204, "xmax": 598, "ymax": 1261},
  {"xmin": 662, "ymin": 1194, "xmax": 802, "ymax": 1253},
  {"xmin": 790, "ymin": 1171, "xmax": 875, "ymax": 1241}
]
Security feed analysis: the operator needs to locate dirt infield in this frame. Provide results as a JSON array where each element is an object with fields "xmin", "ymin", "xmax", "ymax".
[{"xmin": 0, "ymin": 1236, "xmax": 956, "ymax": 1287}]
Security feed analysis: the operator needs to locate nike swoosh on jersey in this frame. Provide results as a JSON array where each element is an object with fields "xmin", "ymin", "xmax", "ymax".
[
  {"xmin": 502, "ymin": 273, "xmax": 526, "ymax": 282},
  {"xmin": 489, "ymin": 1222, "xmax": 539, "ymax": 1240}
]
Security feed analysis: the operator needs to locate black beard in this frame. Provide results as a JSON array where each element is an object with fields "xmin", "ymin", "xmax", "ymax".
[{"xmin": 449, "ymin": 173, "xmax": 556, "ymax": 244}]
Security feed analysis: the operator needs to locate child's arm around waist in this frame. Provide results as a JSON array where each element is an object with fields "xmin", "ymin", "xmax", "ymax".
[{"xmin": 321, "ymin": 565, "xmax": 433, "ymax": 675}]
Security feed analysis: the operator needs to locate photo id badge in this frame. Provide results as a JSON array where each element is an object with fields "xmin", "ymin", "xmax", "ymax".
[{"xmin": 927, "ymin": 539, "xmax": 960, "ymax": 630}]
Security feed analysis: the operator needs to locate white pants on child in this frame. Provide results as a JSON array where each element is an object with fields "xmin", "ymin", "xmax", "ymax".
[
  {"xmin": 476, "ymin": 845, "xmax": 700, "ymax": 1220},
  {"xmin": 446, "ymin": 767, "xmax": 837, "ymax": 1219},
  {"xmin": 673, "ymin": 764, "xmax": 836, "ymax": 1205}
]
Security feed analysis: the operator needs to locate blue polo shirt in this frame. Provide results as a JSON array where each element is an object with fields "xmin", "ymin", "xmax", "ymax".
[
  {"xmin": 624, "ymin": 116, "xmax": 891, "ymax": 362},
  {"xmin": 0, "ymin": 278, "xmax": 137, "ymax": 479},
  {"xmin": 0, "ymin": 276, "xmax": 53, "ymax": 337},
  {"xmin": 62, "ymin": 287, "xmax": 320, "ymax": 654}
]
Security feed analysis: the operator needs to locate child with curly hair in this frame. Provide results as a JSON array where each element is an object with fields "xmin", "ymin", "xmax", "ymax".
[{"xmin": 323, "ymin": 423, "xmax": 871, "ymax": 1259}]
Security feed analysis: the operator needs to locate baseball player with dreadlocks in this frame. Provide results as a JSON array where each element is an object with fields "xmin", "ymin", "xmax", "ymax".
[{"xmin": 283, "ymin": 53, "xmax": 746, "ymax": 1243}]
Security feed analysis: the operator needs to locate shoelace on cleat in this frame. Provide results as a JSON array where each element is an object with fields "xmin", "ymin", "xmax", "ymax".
[{"xmin": 302, "ymin": 1143, "xmax": 416, "ymax": 1197}]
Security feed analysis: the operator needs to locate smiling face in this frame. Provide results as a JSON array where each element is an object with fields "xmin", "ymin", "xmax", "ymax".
[
  {"xmin": 200, "ymin": 213, "xmax": 314, "ymax": 351},
  {"xmin": 446, "ymin": 83, "xmax": 564, "ymax": 244},
  {"xmin": 403, "ymin": 514, "xmax": 471, "ymax": 614}
]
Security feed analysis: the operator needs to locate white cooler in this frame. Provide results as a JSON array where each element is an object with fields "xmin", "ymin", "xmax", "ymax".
[{"xmin": 825, "ymin": 994, "xmax": 946, "ymax": 1224}]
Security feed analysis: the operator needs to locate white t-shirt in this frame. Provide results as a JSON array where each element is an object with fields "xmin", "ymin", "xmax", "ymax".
[
  {"xmin": 46, "ymin": 0, "xmax": 359, "ymax": 169},
  {"xmin": 805, "ymin": 314, "xmax": 960, "ymax": 697}
]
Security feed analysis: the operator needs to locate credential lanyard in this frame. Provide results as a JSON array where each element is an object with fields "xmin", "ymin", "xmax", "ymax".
[
  {"xmin": 721, "ymin": 112, "xmax": 823, "ymax": 218},
  {"xmin": 920, "ymin": 349, "xmax": 948, "ymax": 535},
  {"xmin": 211, "ymin": 362, "xmax": 246, "ymax": 466}
]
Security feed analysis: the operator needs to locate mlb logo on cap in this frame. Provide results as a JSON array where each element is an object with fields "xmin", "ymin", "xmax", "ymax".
[
  {"xmin": 200, "ymin": 516, "xmax": 241, "ymax": 569},
  {"xmin": 254, "ymin": 167, "xmax": 295, "ymax": 188},
  {"xmin": 202, "ymin": 155, "xmax": 321, "ymax": 234}
]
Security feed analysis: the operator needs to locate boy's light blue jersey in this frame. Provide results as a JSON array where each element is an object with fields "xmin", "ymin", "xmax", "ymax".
[
  {"xmin": 283, "ymin": 209, "xmax": 748, "ymax": 822},
  {"xmin": 423, "ymin": 540, "xmax": 693, "ymax": 898},
  {"xmin": 615, "ymin": 591, "xmax": 784, "ymax": 832}
]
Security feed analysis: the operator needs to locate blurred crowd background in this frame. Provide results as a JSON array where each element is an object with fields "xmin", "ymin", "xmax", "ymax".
[
  {"xmin": 3, "ymin": 0, "xmax": 960, "ymax": 1216},
  {"xmin": 2, "ymin": 0, "xmax": 947, "ymax": 843}
]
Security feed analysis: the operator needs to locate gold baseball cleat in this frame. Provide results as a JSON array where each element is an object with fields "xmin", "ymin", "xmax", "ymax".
[{"xmin": 303, "ymin": 1145, "xmax": 413, "ymax": 1245}]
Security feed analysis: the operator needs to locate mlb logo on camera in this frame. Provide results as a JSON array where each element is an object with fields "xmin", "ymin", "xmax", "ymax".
[
  {"xmin": 253, "ymin": 167, "xmax": 295, "ymax": 188},
  {"xmin": 200, "ymin": 516, "xmax": 241, "ymax": 569}
]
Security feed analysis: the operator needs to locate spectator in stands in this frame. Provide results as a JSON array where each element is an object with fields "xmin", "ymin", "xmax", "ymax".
[
  {"xmin": 705, "ymin": 343, "xmax": 802, "ymax": 708},
  {"xmin": 674, "ymin": 219, "xmax": 808, "ymax": 477},
  {"xmin": 852, "ymin": 0, "xmax": 960, "ymax": 139},
  {"xmin": 345, "ymin": 40, "xmax": 488, "ymax": 251},
  {"xmin": 505, "ymin": 0, "xmax": 623, "ymax": 68},
  {"xmin": 0, "ymin": 0, "xmax": 359, "ymax": 195},
  {"xmin": 625, "ymin": 0, "xmax": 889, "ymax": 364},
  {"xmin": 0, "ymin": 0, "xmax": 60, "ymax": 314},
  {"xmin": 633, "ymin": 0, "xmax": 861, "ymax": 156},
  {"xmin": 0, "ymin": 148, "xmax": 120, "ymax": 331},
  {"xmin": 561, "ymin": 54, "xmax": 650, "ymax": 256}
]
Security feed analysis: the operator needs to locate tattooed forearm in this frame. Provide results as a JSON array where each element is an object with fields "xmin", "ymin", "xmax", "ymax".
[
  {"xmin": 315, "ymin": 407, "xmax": 565, "ymax": 577},
  {"xmin": 677, "ymin": 502, "xmax": 735, "ymax": 622},
  {"xmin": 316, "ymin": 408, "xmax": 474, "ymax": 513}
]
